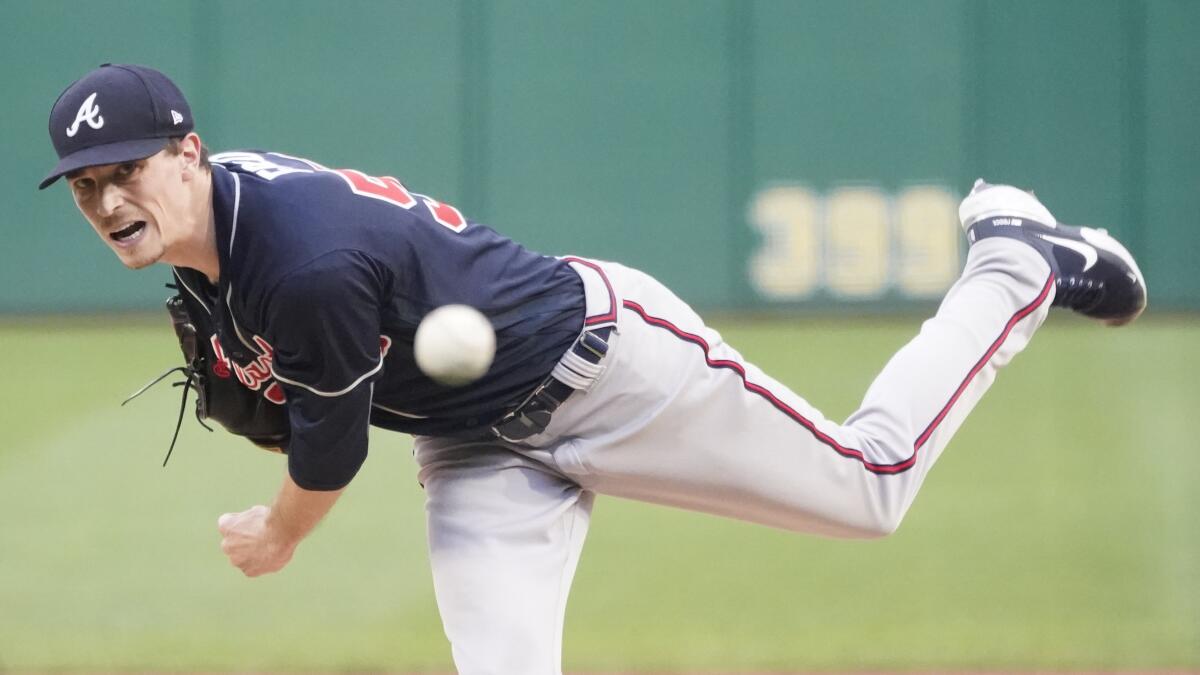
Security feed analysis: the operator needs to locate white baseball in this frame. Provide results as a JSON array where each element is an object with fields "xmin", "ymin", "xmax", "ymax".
[{"xmin": 414, "ymin": 304, "xmax": 496, "ymax": 386}]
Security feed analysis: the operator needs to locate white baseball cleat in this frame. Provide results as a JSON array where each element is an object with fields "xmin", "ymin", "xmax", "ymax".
[{"xmin": 959, "ymin": 179, "xmax": 1147, "ymax": 326}]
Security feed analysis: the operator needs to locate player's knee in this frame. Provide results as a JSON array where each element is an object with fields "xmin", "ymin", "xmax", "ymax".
[
  {"xmin": 860, "ymin": 510, "xmax": 904, "ymax": 539},
  {"xmin": 856, "ymin": 491, "xmax": 911, "ymax": 539},
  {"xmin": 851, "ymin": 439, "xmax": 919, "ymax": 538},
  {"xmin": 783, "ymin": 501, "xmax": 907, "ymax": 540}
]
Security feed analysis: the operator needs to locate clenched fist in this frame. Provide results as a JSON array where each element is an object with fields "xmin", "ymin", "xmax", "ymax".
[{"xmin": 217, "ymin": 505, "xmax": 296, "ymax": 577}]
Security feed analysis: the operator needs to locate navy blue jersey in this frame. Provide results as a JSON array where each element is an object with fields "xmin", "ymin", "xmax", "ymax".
[{"xmin": 174, "ymin": 151, "xmax": 584, "ymax": 490}]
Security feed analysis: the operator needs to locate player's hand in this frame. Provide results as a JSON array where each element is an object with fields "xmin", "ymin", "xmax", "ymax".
[{"xmin": 217, "ymin": 505, "xmax": 296, "ymax": 577}]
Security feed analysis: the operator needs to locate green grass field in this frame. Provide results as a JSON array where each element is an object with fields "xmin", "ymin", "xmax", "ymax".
[{"xmin": 1, "ymin": 314, "xmax": 1197, "ymax": 672}]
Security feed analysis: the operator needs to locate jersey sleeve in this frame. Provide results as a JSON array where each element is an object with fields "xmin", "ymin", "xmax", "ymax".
[{"xmin": 264, "ymin": 250, "xmax": 390, "ymax": 491}]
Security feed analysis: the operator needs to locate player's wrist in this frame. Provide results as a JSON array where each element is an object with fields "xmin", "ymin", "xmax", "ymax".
[
  {"xmin": 262, "ymin": 506, "xmax": 305, "ymax": 549},
  {"xmin": 266, "ymin": 474, "xmax": 345, "ymax": 548}
]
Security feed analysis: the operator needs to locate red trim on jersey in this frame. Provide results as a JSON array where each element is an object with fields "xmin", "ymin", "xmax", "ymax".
[
  {"xmin": 620, "ymin": 272, "xmax": 1055, "ymax": 476},
  {"xmin": 563, "ymin": 256, "xmax": 618, "ymax": 325}
]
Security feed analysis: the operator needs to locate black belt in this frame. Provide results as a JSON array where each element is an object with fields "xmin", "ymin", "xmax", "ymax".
[{"xmin": 492, "ymin": 326, "xmax": 613, "ymax": 442}]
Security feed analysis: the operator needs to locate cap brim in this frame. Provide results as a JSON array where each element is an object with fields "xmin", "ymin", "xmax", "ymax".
[{"xmin": 38, "ymin": 137, "xmax": 171, "ymax": 190}]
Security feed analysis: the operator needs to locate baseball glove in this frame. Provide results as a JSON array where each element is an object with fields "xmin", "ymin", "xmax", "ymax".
[{"xmin": 124, "ymin": 276, "xmax": 290, "ymax": 465}]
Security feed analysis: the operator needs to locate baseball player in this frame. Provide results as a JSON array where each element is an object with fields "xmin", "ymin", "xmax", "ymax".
[{"xmin": 42, "ymin": 64, "xmax": 1146, "ymax": 674}]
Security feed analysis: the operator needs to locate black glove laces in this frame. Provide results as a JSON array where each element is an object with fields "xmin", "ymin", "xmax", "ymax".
[{"xmin": 122, "ymin": 365, "xmax": 213, "ymax": 466}]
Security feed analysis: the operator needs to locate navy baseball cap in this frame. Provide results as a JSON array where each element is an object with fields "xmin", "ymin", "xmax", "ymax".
[{"xmin": 40, "ymin": 63, "xmax": 193, "ymax": 190}]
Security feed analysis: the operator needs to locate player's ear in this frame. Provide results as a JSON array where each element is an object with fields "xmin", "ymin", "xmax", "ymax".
[{"xmin": 178, "ymin": 132, "xmax": 204, "ymax": 181}]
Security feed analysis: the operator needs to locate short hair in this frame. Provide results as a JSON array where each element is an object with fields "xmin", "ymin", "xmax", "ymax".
[{"xmin": 164, "ymin": 136, "xmax": 211, "ymax": 171}]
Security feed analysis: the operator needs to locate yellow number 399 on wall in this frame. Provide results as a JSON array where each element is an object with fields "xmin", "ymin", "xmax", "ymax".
[{"xmin": 748, "ymin": 184, "xmax": 962, "ymax": 301}]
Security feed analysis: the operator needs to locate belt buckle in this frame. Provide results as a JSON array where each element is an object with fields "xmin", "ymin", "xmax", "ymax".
[
  {"xmin": 492, "ymin": 379, "xmax": 558, "ymax": 443},
  {"xmin": 492, "ymin": 327, "xmax": 612, "ymax": 443}
]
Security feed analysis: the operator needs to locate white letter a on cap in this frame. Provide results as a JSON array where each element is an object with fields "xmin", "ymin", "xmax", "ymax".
[{"xmin": 66, "ymin": 92, "xmax": 105, "ymax": 137}]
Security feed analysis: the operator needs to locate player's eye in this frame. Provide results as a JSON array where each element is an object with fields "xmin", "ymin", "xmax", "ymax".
[
  {"xmin": 115, "ymin": 162, "xmax": 139, "ymax": 179},
  {"xmin": 71, "ymin": 178, "xmax": 95, "ymax": 194}
]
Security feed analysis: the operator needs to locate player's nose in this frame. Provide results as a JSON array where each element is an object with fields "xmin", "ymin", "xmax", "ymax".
[{"xmin": 97, "ymin": 184, "xmax": 125, "ymax": 217}]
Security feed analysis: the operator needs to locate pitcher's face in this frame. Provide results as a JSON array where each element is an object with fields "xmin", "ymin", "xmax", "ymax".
[{"xmin": 68, "ymin": 147, "xmax": 193, "ymax": 270}]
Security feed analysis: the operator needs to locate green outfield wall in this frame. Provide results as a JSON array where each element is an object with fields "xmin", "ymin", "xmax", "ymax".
[{"xmin": 3, "ymin": 0, "xmax": 1197, "ymax": 312}]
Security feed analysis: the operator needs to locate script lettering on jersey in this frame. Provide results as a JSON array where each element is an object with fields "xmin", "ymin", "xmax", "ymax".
[
  {"xmin": 210, "ymin": 332, "xmax": 395, "ymax": 402},
  {"xmin": 209, "ymin": 334, "xmax": 287, "ymax": 404}
]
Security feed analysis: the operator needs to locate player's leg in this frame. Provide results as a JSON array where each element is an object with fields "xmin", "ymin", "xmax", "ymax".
[
  {"xmin": 533, "ymin": 243, "xmax": 1049, "ymax": 537},
  {"xmin": 528, "ymin": 184, "xmax": 1143, "ymax": 538},
  {"xmin": 414, "ymin": 436, "xmax": 592, "ymax": 675}
]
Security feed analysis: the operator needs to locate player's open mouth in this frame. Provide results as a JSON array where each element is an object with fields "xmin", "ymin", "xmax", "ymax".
[{"xmin": 111, "ymin": 221, "xmax": 147, "ymax": 246}]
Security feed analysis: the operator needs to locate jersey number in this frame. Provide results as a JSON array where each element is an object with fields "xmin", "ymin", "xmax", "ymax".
[
  {"xmin": 212, "ymin": 151, "xmax": 468, "ymax": 233},
  {"xmin": 333, "ymin": 169, "xmax": 467, "ymax": 233}
]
